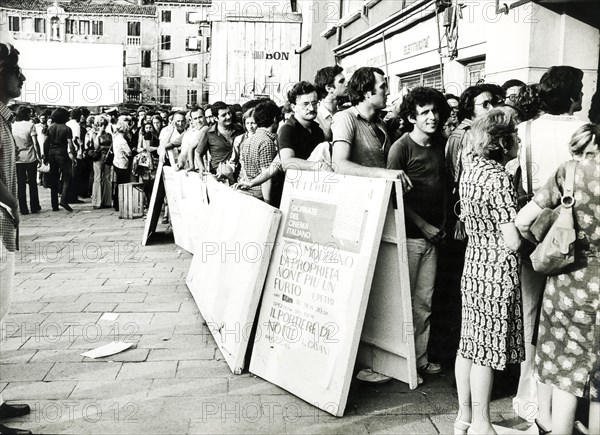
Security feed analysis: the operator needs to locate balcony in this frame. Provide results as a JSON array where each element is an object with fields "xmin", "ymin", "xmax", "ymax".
[{"xmin": 126, "ymin": 36, "xmax": 141, "ymax": 46}]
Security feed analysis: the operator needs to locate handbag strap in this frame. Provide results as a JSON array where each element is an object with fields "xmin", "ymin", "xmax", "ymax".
[
  {"xmin": 561, "ymin": 160, "xmax": 577, "ymax": 207},
  {"xmin": 524, "ymin": 120, "xmax": 532, "ymax": 195}
]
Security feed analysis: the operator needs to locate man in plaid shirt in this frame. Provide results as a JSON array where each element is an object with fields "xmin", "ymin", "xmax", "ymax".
[
  {"xmin": 0, "ymin": 42, "xmax": 33, "ymax": 435},
  {"xmin": 238, "ymin": 100, "xmax": 281, "ymax": 204}
]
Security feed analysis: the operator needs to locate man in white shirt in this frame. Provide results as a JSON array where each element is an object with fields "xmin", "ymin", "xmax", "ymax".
[
  {"xmin": 177, "ymin": 106, "xmax": 207, "ymax": 170},
  {"xmin": 314, "ymin": 65, "xmax": 347, "ymax": 141}
]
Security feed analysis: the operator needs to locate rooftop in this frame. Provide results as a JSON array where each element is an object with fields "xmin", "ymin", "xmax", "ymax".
[{"xmin": 0, "ymin": 0, "xmax": 157, "ymax": 15}]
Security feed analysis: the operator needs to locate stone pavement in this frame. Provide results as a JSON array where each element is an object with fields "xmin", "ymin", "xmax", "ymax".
[{"xmin": 0, "ymin": 192, "xmax": 529, "ymax": 434}]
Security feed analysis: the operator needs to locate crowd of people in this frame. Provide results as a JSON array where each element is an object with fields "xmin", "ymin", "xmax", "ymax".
[{"xmin": 1, "ymin": 39, "xmax": 599, "ymax": 435}]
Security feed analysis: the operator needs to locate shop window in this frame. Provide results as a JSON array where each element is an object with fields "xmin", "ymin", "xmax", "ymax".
[
  {"xmin": 159, "ymin": 88, "xmax": 171, "ymax": 104},
  {"xmin": 8, "ymin": 16, "xmax": 20, "ymax": 32},
  {"xmin": 34, "ymin": 18, "xmax": 46, "ymax": 33},
  {"xmin": 397, "ymin": 68, "xmax": 442, "ymax": 92},
  {"xmin": 141, "ymin": 51, "xmax": 151, "ymax": 68},
  {"xmin": 465, "ymin": 60, "xmax": 485, "ymax": 87}
]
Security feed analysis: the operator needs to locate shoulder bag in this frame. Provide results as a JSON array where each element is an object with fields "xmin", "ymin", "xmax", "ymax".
[{"xmin": 529, "ymin": 160, "xmax": 578, "ymax": 275}]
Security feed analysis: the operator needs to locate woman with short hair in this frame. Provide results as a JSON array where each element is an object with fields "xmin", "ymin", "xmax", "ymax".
[
  {"xmin": 87, "ymin": 115, "xmax": 112, "ymax": 209},
  {"xmin": 111, "ymin": 116, "xmax": 132, "ymax": 211},
  {"xmin": 454, "ymin": 107, "xmax": 524, "ymax": 435}
]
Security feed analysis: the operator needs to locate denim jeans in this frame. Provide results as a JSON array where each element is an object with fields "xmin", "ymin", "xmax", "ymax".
[
  {"xmin": 406, "ymin": 238, "xmax": 438, "ymax": 368},
  {"xmin": 48, "ymin": 149, "xmax": 72, "ymax": 209}
]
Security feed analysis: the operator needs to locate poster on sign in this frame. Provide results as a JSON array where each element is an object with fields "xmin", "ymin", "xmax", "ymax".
[
  {"xmin": 250, "ymin": 170, "xmax": 392, "ymax": 416},
  {"xmin": 186, "ymin": 184, "xmax": 281, "ymax": 374}
]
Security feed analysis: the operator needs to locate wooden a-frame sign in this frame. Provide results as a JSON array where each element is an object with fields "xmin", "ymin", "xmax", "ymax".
[
  {"xmin": 141, "ymin": 160, "xmax": 166, "ymax": 246},
  {"xmin": 249, "ymin": 171, "xmax": 417, "ymax": 417}
]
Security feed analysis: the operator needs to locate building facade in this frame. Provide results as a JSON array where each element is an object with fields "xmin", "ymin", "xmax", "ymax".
[
  {"xmin": 297, "ymin": 0, "xmax": 599, "ymax": 119},
  {"xmin": 0, "ymin": 0, "xmax": 212, "ymax": 108}
]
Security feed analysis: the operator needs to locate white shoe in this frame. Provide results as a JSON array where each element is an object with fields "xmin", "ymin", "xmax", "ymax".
[{"xmin": 356, "ymin": 368, "xmax": 391, "ymax": 383}]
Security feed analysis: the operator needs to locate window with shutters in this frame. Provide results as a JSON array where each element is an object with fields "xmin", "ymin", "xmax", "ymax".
[
  {"xmin": 188, "ymin": 63, "xmax": 198, "ymax": 79},
  {"xmin": 186, "ymin": 37, "xmax": 201, "ymax": 51},
  {"xmin": 127, "ymin": 21, "xmax": 140, "ymax": 36},
  {"xmin": 79, "ymin": 20, "xmax": 90, "ymax": 35},
  {"xmin": 92, "ymin": 20, "xmax": 103, "ymax": 35},
  {"xmin": 159, "ymin": 88, "xmax": 171, "ymax": 104},
  {"xmin": 66, "ymin": 19, "xmax": 76, "ymax": 34},
  {"xmin": 161, "ymin": 35, "xmax": 171, "ymax": 50},
  {"xmin": 34, "ymin": 18, "xmax": 46, "ymax": 33},
  {"xmin": 397, "ymin": 68, "xmax": 442, "ymax": 92},
  {"xmin": 8, "ymin": 16, "xmax": 20, "ymax": 32},
  {"xmin": 141, "ymin": 51, "xmax": 151, "ymax": 68},
  {"xmin": 465, "ymin": 60, "xmax": 485, "ymax": 87},
  {"xmin": 187, "ymin": 90, "xmax": 198, "ymax": 106},
  {"xmin": 161, "ymin": 10, "xmax": 171, "ymax": 22},
  {"xmin": 161, "ymin": 62, "xmax": 174, "ymax": 78}
]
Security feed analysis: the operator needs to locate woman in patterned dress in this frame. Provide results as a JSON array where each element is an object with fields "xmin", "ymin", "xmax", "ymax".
[
  {"xmin": 454, "ymin": 108, "xmax": 525, "ymax": 435},
  {"xmin": 516, "ymin": 124, "xmax": 599, "ymax": 435}
]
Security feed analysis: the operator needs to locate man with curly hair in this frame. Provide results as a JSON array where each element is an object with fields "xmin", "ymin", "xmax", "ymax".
[{"xmin": 387, "ymin": 86, "xmax": 450, "ymax": 381}]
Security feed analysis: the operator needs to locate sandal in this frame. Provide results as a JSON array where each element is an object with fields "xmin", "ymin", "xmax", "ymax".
[
  {"xmin": 454, "ymin": 420, "xmax": 471, "ymax": 435},
  {"xmin": 534, "ymin": 419, "xmax": 551, "ymax": 435}
]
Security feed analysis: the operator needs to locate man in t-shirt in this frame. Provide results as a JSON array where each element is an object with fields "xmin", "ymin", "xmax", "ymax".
[
  {"xmin": 387, "ymin": 87, "xmax": 449, "ymax": 379},
  {"xmin": 195, "ymin": 101, "xmax": 243, "ymax": 174},
  {"xmin": 331, "ymin": 67, "xmax": 411, "ymax": 191},
  {"xmin": 65, "ymin": 108, "xmax": 83, "ymax": 203}
]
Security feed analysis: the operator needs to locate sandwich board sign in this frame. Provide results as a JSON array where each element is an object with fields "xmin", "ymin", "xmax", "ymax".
[
  {"xmin": 141, "ymin": 160, "xmax": 166, "ymax": 246},
  {"xmin": 250, "ymin": 170, "xmax": 416, "ymax": 416},
  {"xmin": 186, "ymin": 180, "xmax": 281, "ymax": 373}
]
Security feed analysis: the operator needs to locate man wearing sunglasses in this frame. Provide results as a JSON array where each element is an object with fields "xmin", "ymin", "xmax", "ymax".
[{"xmin": 0, "ymin": 42, "xmax": 33, "ymax": 435}]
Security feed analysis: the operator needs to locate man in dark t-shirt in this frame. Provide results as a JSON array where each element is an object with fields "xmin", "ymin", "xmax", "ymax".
[{"xmin": 387, "ymin": 87, "xmax": 449, "ymax": 377}]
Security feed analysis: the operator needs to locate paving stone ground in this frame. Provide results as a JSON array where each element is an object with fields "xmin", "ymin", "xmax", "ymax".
[{"xmin": 0, "ymin": 192, "xmax": 530, "ymax": 434}]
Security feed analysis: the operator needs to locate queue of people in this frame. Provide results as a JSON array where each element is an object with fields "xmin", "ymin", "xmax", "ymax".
[{"xmin": 1, "ymin": 38, "xmax": 598, "ymax": 435}]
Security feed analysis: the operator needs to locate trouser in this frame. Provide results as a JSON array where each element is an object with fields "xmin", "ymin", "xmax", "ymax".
[
  {"xmin": 16, "ymin": 161, "xmax": 40, "ymax": 213},
  {"xmin": 92, "ymin": 160, "xmax": 113, "ymax": 207},
  {"xmin": 113, "ymin": 166, "xmax": 129, "ymax": 210},
  {"xmin": 406, "ymin": 238, "xmax": 438, "ymax": 368},
  {"xmin": 48, "ymin": 149, "xmax": 72, "ymax": 209},
  {"xmin": 0, "ymin": 239, "xmax": 16, "ymax": 406},
  {"xmin": 74, "ymin": 157, "xmax": 92, "ymax": 197}
]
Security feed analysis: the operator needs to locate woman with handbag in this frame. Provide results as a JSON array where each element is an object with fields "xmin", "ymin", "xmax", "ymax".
[
  {"xmin": 515, "ymin": 124, "xmax": 599, "ymax": 435},
  {"xmin": 88, "ymin": 115, "xmax": 112, "ymax": 209},
  {"xmin": 111, "ymin": 117, "xmax": 132, "ymax": 212},
  {"xmin": 453, "ymin": 107, "xmax": 525, "ymax": 435},
  {"xmin": 44, "ymin": 108, "xmax": 76, "ymax": 212}
]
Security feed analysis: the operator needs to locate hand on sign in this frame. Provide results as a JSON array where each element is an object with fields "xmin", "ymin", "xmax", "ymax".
[
  {"xmin": 233, "ymin": 181, "xmax": 252, "ymax": 191},
  {"xmin": 396, "ymin": 170, "xmax": 413, "ymax": 193}
]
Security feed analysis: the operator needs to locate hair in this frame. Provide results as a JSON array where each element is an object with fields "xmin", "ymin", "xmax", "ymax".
[
  {"xmin": 501, "ymin": 79, "xmax": 526, "ymax": 91},
  {"xmin": 253, "ymin": 99, "xmax": 281, "ymax": 128},
  {"xmin": 314, "ymin": 65, "xmax": 344, "ymax": 100},
  {"xmin": 470, "ymin": 107, "xmax": 518, "ymax": 162},
  {"xmin": 539, "ymin": 66, "xmax": 584, "ymax": 115},
  {"xmin": 85, "ymin": 114, "xmax": 95, "ymax": 125},
  {"xmin": 15, "ymin": 106, "xmax": 32, "ymax": 122},
  {"xmin": 513, "ymin": 83, "xmax": 542, "ymax": 122},
  {"xmin": 241, "ymin": 99, "xmax": 260, "ymax": 113},
  {"xmin": 70, "ymin": 108, "xmax": 82, "ymax": 120},
  {"xmin": 188, "ymin": 105, "xmax": 204, "ymax": 115},
  {"xmin": 347, "ymin": 67, "xmax": 385, "ymax": 106},
  {"xmin": 287, "ymin": 81, "xmax": 316, "ymax": 105},
  {"xmin": 79, "ymin": 107, "xmax": 90, "ymax": 119},
  {"xmin": 242, "ymin": 108, "xmax": 256, "ymax": 133},
  {"xmin": 211, "ymin": 101, "xmax": 229, "ymax": 116},
  {"xmin": 0, "ymin": 43, "xmax": 20, "ymax": 94},
  {"xmin": 445, "ymin": 93, "xmax": 459, "ymax": 102},
  {"xmin": 457, "ymin": 86, "xmax": 480, "ymax": 122},
  {"xmin": 137, "ymin": 105, "xmax": 149, "ymax": 114},
  {"xmin": 280, "ymin": 101, "xmax": 293, "ymax": 115},
  {"xmin": 115, "ymin": 116, "xmax": 130, "ymax": 134},
  {"xmin": 480, "ymin": 83, "xmax": 505, "ymax": 105},
  {"xmin": 588, "ymin": 90, "xmax": 600, "ymax": 124},
  {"xmin": 151, "ymin": 114, "xmax": 163, "ymax": 131},
  {"xmin": 172, "ymin": 110, "xmax": 186, "ymax": 119},
  {"xmin": 51, "ymin": 107, "xmax": 70, "ymax": 124},
  {"xmin": 569, "ymin": 123, "xmax": 600, "ymax": 156},
  {"xmin": 399, "ymin": 87, "xmax": 450, "ymax": 131},
  {"xmin": 93, "ymin": 115, "xmax": 108, "ymax": 127}
]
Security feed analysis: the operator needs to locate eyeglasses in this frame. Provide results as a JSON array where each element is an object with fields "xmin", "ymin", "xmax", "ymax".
[
  {"xmin": 475, "ymin": 100, "xmax": 493, "ymax": 109},
  {"xmin": 299, "ymin": 100, "xmax": 319, "ymax": 109}
]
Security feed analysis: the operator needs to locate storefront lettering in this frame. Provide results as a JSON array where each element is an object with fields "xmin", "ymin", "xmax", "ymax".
[{"xmin": 403, "ymin": 36, "xmax": 430, "ymax": 56}]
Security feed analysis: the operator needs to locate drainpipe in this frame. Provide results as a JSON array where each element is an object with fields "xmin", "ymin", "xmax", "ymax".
[{"xmin": 435, "ymin": 3, "xmax": 445, "ymax": 92}]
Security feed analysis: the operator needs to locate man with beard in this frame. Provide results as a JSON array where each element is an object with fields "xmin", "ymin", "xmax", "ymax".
[{"xmin": 387, "ymin": 87, "xmax": 450, "ymax": 382}]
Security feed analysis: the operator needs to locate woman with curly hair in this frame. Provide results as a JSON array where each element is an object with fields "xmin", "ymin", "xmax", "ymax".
[{"xmin": 454, "ymin": 107, "xmax": 525, "ymax": 435}]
